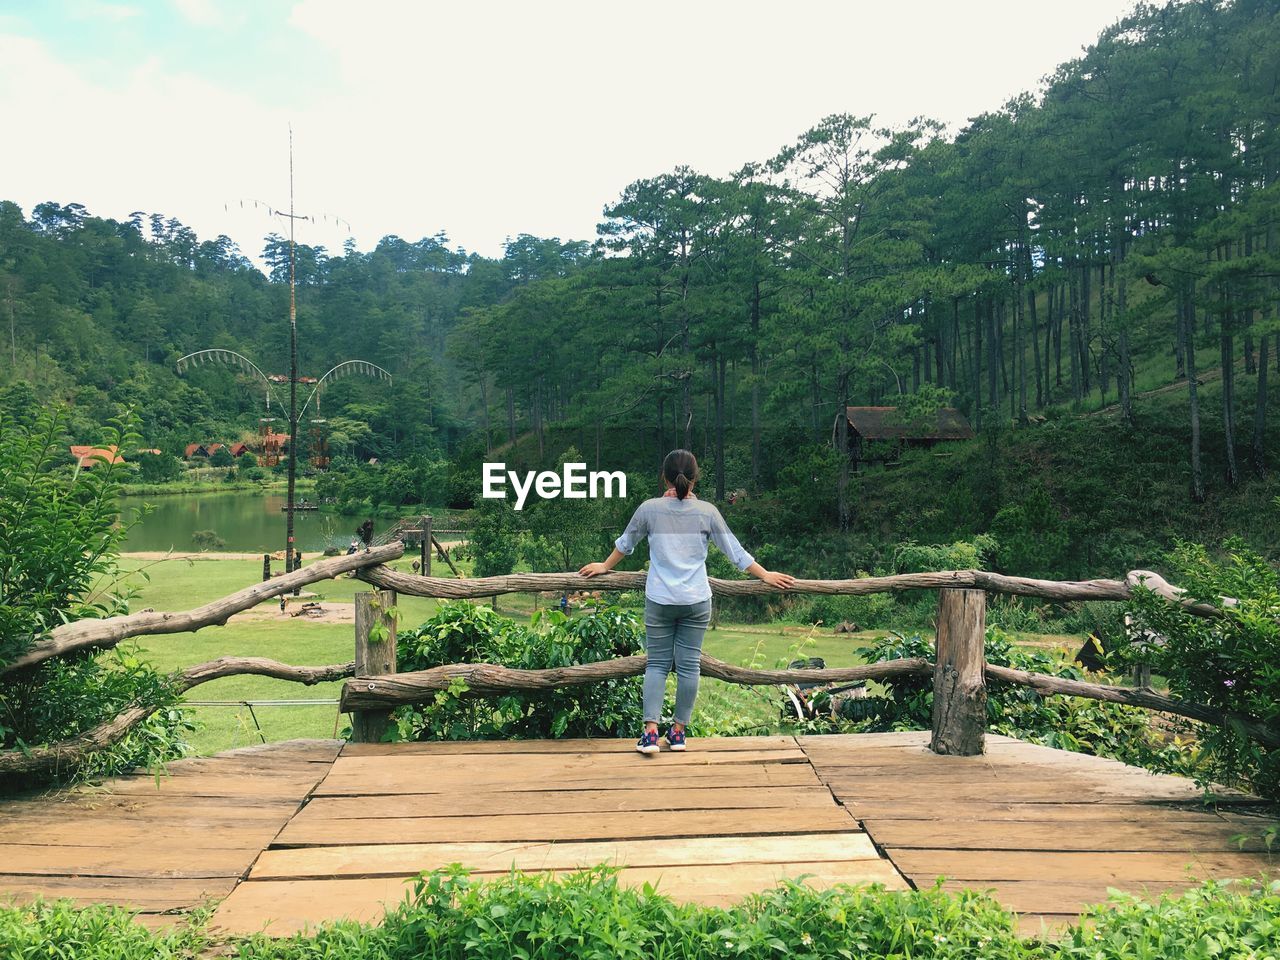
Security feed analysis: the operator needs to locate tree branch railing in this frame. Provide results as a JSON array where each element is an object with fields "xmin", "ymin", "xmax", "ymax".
[
  {"xmin": 0, "ymin": 657, "xmax": 355, "ymax": 777},
  {"xmin": 356, "ymin": 565, "xmax": 1222, "ymax": 616},
  {"xmin": 2, "ymin": 542, "xmax": 405, "ymax": 677},
  {"xmin": 5, "ymin": 541, "xmax": 1267, "ymax": 778}
]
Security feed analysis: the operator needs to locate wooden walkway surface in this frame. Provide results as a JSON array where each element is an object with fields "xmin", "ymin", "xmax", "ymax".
[{"xmin": 0, "ymin": 733, "xmax": 1274, "ymax": 937}]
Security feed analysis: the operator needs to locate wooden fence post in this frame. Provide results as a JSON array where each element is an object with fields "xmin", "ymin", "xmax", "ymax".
[
  {"xmin": 352, "ymin": 589, "xmax": 398, "ymax": 743},
  {"xmin": 931, "ymin": 588, "xmax": 987, "ymax": 756},
  {"xmin": 421, "ymin": 516, "xmax": 432, "ymax": 577}
]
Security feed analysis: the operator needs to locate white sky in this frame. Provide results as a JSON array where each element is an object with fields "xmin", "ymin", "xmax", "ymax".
[{"xmin": 0, "ymin": 0, "xmax": 1139, "ymax": 260}]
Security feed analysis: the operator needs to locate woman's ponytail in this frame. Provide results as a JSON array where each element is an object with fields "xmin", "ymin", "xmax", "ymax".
[{"xmin": 662, "ymin": 449, "xmax": 699, "ymax": 499}]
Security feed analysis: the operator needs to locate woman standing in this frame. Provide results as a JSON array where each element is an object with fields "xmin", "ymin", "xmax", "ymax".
[{"xmin": 579, "ymin": 450, "xmax": 795, "ymax": 754}]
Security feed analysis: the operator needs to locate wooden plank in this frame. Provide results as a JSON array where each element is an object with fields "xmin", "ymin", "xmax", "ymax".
[
  {"xmin": 888, "ymin": 848, "xmax": 1277, "ymax": 883},
  {"xmin": 937, "ymin": 879, "xmax": 1204, "ymax": 915},
  {"xmin": 0, "ymin": 820, "xmax": 285, "ymax": 848},
  {"xmin": 0, "ymin": 876, "xmax": 237, "ymax": 912},
  {"xmin": 251, "ymin": 832, "xmax": 883, "ymax": 879},
  {"xmin": 328, "ymin": 749, "xmax": 807, "ymax": 775},
  {"xmin": 102, "ymin": 774, "xmax": 323, "ymax": 799},
  {"xmin": 0, "ymin": 843, "xmax": 257, "ymax": 878},
  {"xmin": 276, "ymin": 807, "xmax": 860, "ymax": 846},
  {"xmin": 839, "ymin": 800, "xmax": 1267, "ymax": 823},
  {"xmin": 823, "ymin": 777, "xmax": 1206, "ymax": 803},
  {"xmin": 342, "ymin": 735, "xmax": 799, "ymax": 757},
  {"xmin": 0, "ymin": 795, "xmax": 299, "ymax": 821},
  {"xmin": 295, "ymin": 786, "xmax": 838, "ymax": 821},
  {"xmin": 214, "ymin": 860, "xmax": 908, "ymax": 936},
  {"xmin": 864, "ymin": 818, "xmax": 1275, "ymax": 853},
  {"xmin": 313, "ymin": 763, "xmax": 821, "ymax": 795}
]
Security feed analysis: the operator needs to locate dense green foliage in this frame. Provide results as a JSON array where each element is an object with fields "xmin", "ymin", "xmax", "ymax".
[
  {"xmin": 2, "ymin": 0, "xmax": 1277, "ymax": 580},
  {"xmin": 1123, "ymin": 539, "xmax": 1280, "ymax": 798},
  {"xmin": 4, "ymin": 875, "xmax": 1279, "ymax": 960},
  {"xmin": 0, "ymin": 411, "xmax": 191, "ymax": 781},
  {"xmin": 391, "ymin": 603, "xmax": 643, "ymax": 741}
]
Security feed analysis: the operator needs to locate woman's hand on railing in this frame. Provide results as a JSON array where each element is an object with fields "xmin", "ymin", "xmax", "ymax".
[
  {"xmin": 578, "ymin": 562, "xmax": 610, "ymax": 578},
  {"xmin": 746, "ymin": 562, "xmax": 795, "ymax": 590}
]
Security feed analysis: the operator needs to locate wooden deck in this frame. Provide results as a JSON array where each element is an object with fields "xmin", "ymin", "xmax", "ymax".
[{"xmin": 1, "ymin": 733, "xmax": 1275, "ymax": 937}]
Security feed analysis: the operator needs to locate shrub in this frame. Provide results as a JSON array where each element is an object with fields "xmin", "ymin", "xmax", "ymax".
[
  {"xmin": 209, "ymin": 446, "xmax": 234, "ymax": 467},
  {"xmin": 891, "ymin": 535, "xmax": 997, "ymax": 574},
  {"xmin": 242, "ymin": 868, "xmax": 1029, "ymax": 960},
  {"xmin": 135, "ymin": 450, "xmax": 182, "ymax": 483},
  {"xmin": 191, "ymin": 529, "xmax": 226, "ymax": 551},
  {"xmin": 0, "ymin": 411, "xmax": 192, "ymax": 783},
  {"xmin": 392, "ymin": 602, "xmax": 642, "ymax": 741},
  {"xmin": 0, "ymin": 898, "xmax": 208, "ymax": 959},
  {"xmin": 1121, "ymin": 539, "xmax": 1280, "ymax": 799},
  {"xmin": 812, "ymin": 629, "xmax": 1183, "ymax": 773}
]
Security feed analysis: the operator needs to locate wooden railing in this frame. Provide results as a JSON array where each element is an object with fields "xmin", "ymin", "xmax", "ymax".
[
  {"xmin": 343, "ymin": 565, "xmax": 1262, "ymax": 754},
  {"xmin": 3, "ymin": 543, "xmax": 1270, "ymax": 780}
]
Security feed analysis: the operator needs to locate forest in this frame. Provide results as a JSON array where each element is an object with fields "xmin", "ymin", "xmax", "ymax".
[{"xmin": 2, "ymin": 0, "xmax": 1278, "ymax": 578}]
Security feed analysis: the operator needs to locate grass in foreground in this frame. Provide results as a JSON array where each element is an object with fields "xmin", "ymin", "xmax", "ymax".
[{"xmin": 3, "ymin": 872, "xmax": 1278, "ymax": 960}]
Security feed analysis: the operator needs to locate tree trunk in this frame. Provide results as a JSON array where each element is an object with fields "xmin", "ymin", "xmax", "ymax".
[
  {"xmin": 715, "ymin": 351, "xmax": 726, "ymax": 502},
  {"xmin": 352, "ymin": 590, "xmax": 398, "ymax": 744},
  {"xmin": 930, "ymin": 588, "xmax": 987, "ymax": 756},
  {"xmin": 1184, "ymin": 288, "xmax": 1205, "ymax": 502}
]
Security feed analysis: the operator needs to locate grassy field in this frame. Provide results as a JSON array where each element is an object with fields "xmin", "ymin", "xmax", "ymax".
[{"xmin": 116, "ymin": 556, "xmax": 1080, "ymax": 755}]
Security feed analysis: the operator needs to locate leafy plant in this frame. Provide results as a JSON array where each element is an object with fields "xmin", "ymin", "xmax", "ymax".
[
  {"xmin": 0, "ymin": 410, "xmax": 193, "ymax": 783},
  {"xmin": 391, "ymin": 602, "xmax": 642, "ymax": 741},
  {"xmin": 1121, "ymin": 540, "xmax": 1280, "ymax": 799}
]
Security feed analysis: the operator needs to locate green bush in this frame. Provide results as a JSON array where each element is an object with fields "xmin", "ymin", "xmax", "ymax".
[
  {"xmin": 891, "ymin": 535, "xmax": 997, "ymax": 574},
  {"xmin": 191, "ymin": 529, "xmax": 226, "ymax": 551},
  {"xmin": 5, "ymin": 875, "xmax": 1280, "ymax": 959},
  {"xmin": 391, "ymin": 602, "xmax": 642, "ymax": 741},
  {"xmin": 810, "ymin": 629, "xmax": 1186, "ymax": 774},
  {"xmin": 0, "ymin": 410, "xmax": 192, "ymax": 783},
  {"xmin": 0, "ymin": 898, "xmax": 208, "ymax": 959},
  {"xmin": 1121, "ymin": 539, "xmax": 1280, "ymax": 799},
  {"xmin": 240, "ymin": 868, "xmax": 1029, "ymax": 960}
]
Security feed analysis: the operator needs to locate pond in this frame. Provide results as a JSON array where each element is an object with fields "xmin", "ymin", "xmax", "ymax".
[{"xmin": 118, "ymin": 491, "xmax": 356, "ymax": 554}]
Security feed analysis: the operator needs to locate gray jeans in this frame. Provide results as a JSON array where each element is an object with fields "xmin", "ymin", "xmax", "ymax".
[{"xmin": 642, "ymin": 598, "xmax": 712, "ymax": 726}]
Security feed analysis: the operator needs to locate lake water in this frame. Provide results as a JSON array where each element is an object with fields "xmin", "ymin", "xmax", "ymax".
[{"xmin": 119, "ymin": 491, "xmax": 353, "ymax": 554}]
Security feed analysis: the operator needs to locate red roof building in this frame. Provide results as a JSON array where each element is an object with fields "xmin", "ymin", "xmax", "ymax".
[
  {"xmin": 69, "ymin": 445, "xmax": 124, "ymax": 469},
  {"xmin": 184, "ymin": 443, "xmax": 209, "ymax": 459}
]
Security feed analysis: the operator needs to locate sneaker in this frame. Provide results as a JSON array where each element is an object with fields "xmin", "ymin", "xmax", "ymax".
[
  {"xmin": 664, "ymin": 727, "xmax": 687, "ymax": 751},
  {"xmin": 635, "ymin": 729, "xmax": 660, "ymax": 755}
]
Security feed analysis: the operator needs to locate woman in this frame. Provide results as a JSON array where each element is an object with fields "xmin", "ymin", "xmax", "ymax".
[{"xmin": 579, "ymin": 450, "xmax": 795, "ymax": 754}]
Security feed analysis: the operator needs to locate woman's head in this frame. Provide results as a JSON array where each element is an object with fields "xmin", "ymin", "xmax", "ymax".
[{"xmin": 662, "ymin": 449, "xmax": 699, "ymax": 499}]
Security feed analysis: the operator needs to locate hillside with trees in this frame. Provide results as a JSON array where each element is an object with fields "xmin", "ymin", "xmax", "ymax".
[{"xmin": 2, "ymin": 0, "xmax": 1278, "ymax": 576}]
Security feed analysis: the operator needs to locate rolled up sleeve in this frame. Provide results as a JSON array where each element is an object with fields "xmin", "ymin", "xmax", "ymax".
[
  {"xmin": 709, "ymin": 510, "xmax": 754, "ymax": 571},
  {"xmin": 614, "ymin": 505, "xmax": 648, "ymax": 555}
]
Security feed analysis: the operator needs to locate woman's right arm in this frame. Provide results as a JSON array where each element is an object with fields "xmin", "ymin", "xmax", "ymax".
[{"xmin": 578, "ymin": 504, "xmax": 647, "ymax": 578}]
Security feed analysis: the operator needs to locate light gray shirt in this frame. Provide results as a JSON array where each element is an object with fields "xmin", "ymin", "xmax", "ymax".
[{"xmin": 614, "ymin": 497, "xmax": 754, "ymax": 605}]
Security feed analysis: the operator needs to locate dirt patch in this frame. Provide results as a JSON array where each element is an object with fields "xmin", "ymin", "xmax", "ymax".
[{"xmin": 229, "ymin": 601, "xmax": 356, "ymax": 625}]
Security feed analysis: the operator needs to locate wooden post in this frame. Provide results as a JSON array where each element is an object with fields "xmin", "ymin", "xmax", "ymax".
[
  {"xmin": 421, "ymin": 515, "xmax": 432, "ymax": 577},
  {"xmin": 262, "ymin": 553, "xmax": 271, "ymax": 581},
  {"xmin": 352, "ymin": 589, "xmax": 398, "ymax": 743},
  {"xmin": 931, "ymin": 588, "xmax": 987, "ymax": 756}
]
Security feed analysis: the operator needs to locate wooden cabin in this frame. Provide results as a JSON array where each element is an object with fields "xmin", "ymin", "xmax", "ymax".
[
  {"xmin": 834, "ymin": 406, "xmax": 974, "ymax": 469},
  {"xmin": 184, "ymin": 442, "xmax": 210, "ymax": 459}
]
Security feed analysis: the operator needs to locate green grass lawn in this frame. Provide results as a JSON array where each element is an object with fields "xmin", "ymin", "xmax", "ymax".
[{"xmin": 115, "ymin": 556, "xmax": 1082, "ymax": 755}]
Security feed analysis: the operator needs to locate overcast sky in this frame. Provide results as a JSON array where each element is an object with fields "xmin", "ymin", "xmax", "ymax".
[{"xmin": 1, "ymin": 0, "xmax": 1139, "ymax": 260}]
